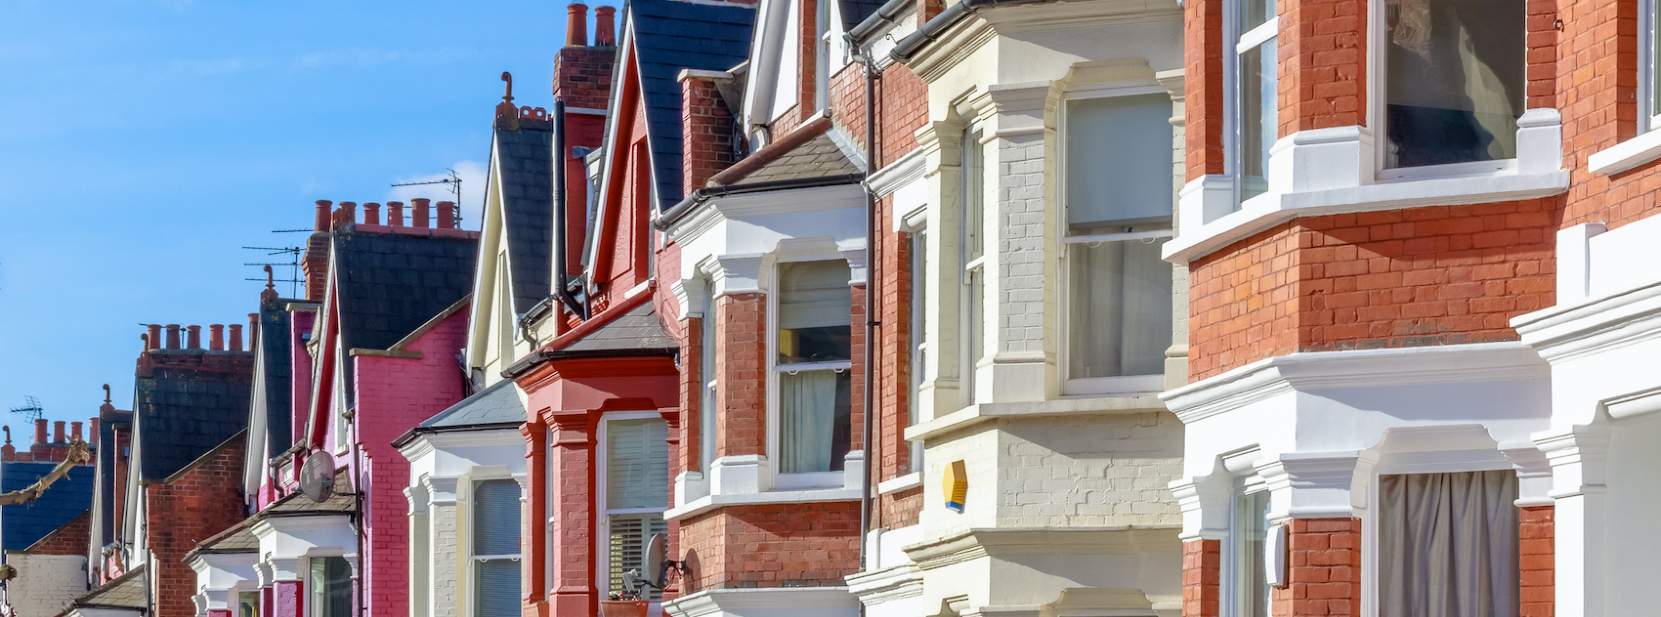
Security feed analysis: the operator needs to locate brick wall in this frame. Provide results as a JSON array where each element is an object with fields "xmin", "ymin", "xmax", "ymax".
[
  {"xmin": 1276, "ymin": 0, "xmax": 1366, "ymax": 136},
  {"xmin": 1184, "ymin": 0, "xmax": 1224, "ymax": 180},
  {"xmin": 23, "ymin": 509, "xmax": 89, "ymax": 555},
  {"xmin": 146, "ymin": 434, "xmax": 247, "ymax": 617},
  {"xmin": 1188, "ymin": 201, "xmax": 1558, "ymax": 380},
  {"xmin": 682, "ymin": 75, "xmax": 738, "ymax": 195},
  {"xmin": 352, "ymin": 308, "xmax": 470, "ymax": 617},
  {"xmin": 827, "ymin": 63, "xmax": 929, "ymax": 169},
  {"xmin": 553, "ymin": 46, "xmax": 616, "ymax": 111},
  {"xmin": 677, "ymin": 502, "xmax": 859, "ymax": 591},
  {"xmin": 429, "ymin": 501, "xmax": 459, "ymax": 617},
  {"xmin": 1559, "ymin": 0, "xmax": 1661, "ymax": 231},
  {"xmin": 1519, "ymin": 505, "xmax": 1554, "ymax": 617},
  {"xmin": 714, "ymin": 293, "xmax": 766, "ymax": 457},
  {"xmin": 1273, "ymin": 518, "xmax": 1360, "ymax": 617},
  {"xmin": 1182, "ymin": 539, "xmax": 1220, "ymax": 617}
]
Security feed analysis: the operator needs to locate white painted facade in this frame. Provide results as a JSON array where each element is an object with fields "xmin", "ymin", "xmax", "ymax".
[
  {"xmin": 399, "ymin": 428, "xmax": 528, "ymax": 617},
  {"xmin": 189, "ymin": 552, "xmax": 258, "ymax": 617},
  {"xmin": 1, "ymin": 553, "xmax": 89, "ymax": 617},
  {"xmin": 873, "ymin": 0, "xmax": 1189, "ymax": 614}
]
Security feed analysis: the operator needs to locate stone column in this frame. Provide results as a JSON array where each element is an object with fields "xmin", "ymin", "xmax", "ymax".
[
  {"xmin": 545, "ymin": 410, "xmax": 594, "ymax": 617},
  {"xmin": 406, "ymin": 483, "xmax": 432, "ymax": 617},
  {"xmin": 521, "ymin": 421, "xmax": 548, "ymax": 617},
  {"xmin": 1536, "ymin": 426, "xmax": 1609, "ymax": 617},
  {"xmin": 426, "ymin": 476, "xmax": 460, "ymax": 617},
  {"xmin": 982, "ymin": 82, "xmax": 1054, "ymax": 404}
]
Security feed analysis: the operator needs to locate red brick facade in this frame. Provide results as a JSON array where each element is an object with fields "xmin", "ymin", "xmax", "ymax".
[
  {"xmin": 23, "ymin": 508, "xmax": 90, "ymax": 556},
  {"xmin": 677, "ymin": 502, "xmax": 860, "ymax": 591},
  {"xmin": 1274, "ymin": 518, "xmax": 1360, "ymax": 617},
  {"xmin": 146, "ymin": 433, "xmax": 248, "ymax": 617},
  {"xmin": 1182, "ymin": 539, "xmax": 1221, "ymax": 617},
  {"xmin": 683, "ymin": 74, "xmax": 738, "ymax": 195},
  {"xmin": 1276, "ymin": 0, "xmax": 1366, "ymax": 135},
  {"xmin": 554, "ymin": 46, "xmax": 616, "ymax": 111},
  {"xmin": 1519, "ymin": 505, "xmax": 1555, "ymax": 617}
]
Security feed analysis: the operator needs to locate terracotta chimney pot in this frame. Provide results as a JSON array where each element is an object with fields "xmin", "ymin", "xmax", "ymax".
[
  {"xmin": 71, "ymin": 421, "xmax": 83, "ymax": 443},
  {"xmin": 52, "ymin": 421, "xmax": 64, "ymax": 444},
  {"xmin": 209, "ymin": 324, "xmax": 225, "ymax": 351},
  {"xmin": 388, "ymin": 201, "xmax": 406, "ymax": 227},
  {"xmin": 567, "ymin": 3, "xmax": 590, "ymax": 47},
  {"xmin": 147, "ymin": 324, "xmax": 162, "ymax": 351},
  {"xmin": 230, "ymin": 324, "xmax": 245, "ymax": 352},
  {"xmin": 595, "ymin": 6, "xmax": 617, "ymax": 46},
  {"xmin": 412, "ymin": 198, "xmax": 431, "ymax": 228},
  {"xmin": 437, "ymin": 201, "xmax": 456, "ymax": 229},
  {"xmin": 314, "ymin": 200, "xmax": 333, "ymax": 231},
  {"xmin": 165, "ymin": 324, "xmax": 182, "ymax": 350},
  {"xmin": 187, "ymin": 325, "xmax": 202, "ymax": 350},
  {"xmin": 364, "ymin": 202, "xmax": 382, "ymax": 225},
  {"xmin": 34, "ymin": 419, "xmax": 47, "ymax": 447}
]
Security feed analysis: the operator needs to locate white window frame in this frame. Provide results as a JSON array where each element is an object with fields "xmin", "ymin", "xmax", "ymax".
[
  {"xmin": 304, "ymin": 554, "xmax": 351, "ymax": 617},
  {"xmin": 1367, "ymin": 0, "xmax": 1523, "ymax": 182},
  {"xmin": 1222, "ymin": 478, "xmax": 1271, "ymax": 617},
  {"xmin": 766, "ymin": 255, "xmax": 856, "ymax": 490},
  {"xmin": 1056, "ymin": 85, "xmax": 1175, "ymax": 396},
  {"xmin": 1225, "ymin": 0, "xmax": 1278, "ymax": 205},
  {"xmin": 907, "ymin": 228, "xmax": 927, "ymax": 473},
  {"xmin": 467, "ymin": 476, "xmax": 522, "ymax": 617},
  {"xmin": 1644, "ymin": 0, "xmax": 1661, "ymax": 131},
  {"xmin": 959, "ymin": 126, "xmax": 986, "ymax": 408},
  {"xmin": 815, "ymin": 0, "xmax": 834, "ymax": 111},
  {"xmin": 594, "ymin": 412, "xmax": 670, "ymax": 606},
  {"xmin": 700, "ymin": 282, "xmax": 719, "ymax": 474}
]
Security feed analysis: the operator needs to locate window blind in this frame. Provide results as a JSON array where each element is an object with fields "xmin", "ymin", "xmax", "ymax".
[
  {"xmin": 474, "ymin": 559, "xmax": 521, "ymax": 617},
  {"xmin": 607, "ymin": 418, "xmax": 669, "ymax": 510},
  {"xmin": 608, "ymin": 513, "xmax": 669, "ymax": 600},
  {"xmin": 1065, "ymin": 94, "xmax": 1175, "ymax": 230},
  {"xmin": 472, "ymin": 480, "xmax": 521, "ymax": 556}
]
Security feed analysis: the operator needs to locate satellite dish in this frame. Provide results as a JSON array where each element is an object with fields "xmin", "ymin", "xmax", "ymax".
[
  {"xmin": 299, "ymin": 450, "xmax": 337, "ymax": 503},
  {"xmin": 644, "ymin": 533, "xmax": 667, "ymax": 588}
]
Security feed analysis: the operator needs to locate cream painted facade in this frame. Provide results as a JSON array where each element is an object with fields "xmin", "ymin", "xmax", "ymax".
[
  {"xmin": 400, "ymin": 429, "xmax": 528, "ymax": 617},
  {"xmin": 2, "ymin": 553, "xmax": 89, "ymax": 617},
  {"xmin": 868, "ymin": 1, "xmax": 1189, "ymax": 614}
]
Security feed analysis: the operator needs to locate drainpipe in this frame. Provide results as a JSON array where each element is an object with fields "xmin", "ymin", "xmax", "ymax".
[
  {"xmin": 551, "ymin": 99, "xmax": 589, "ymax": 321},
  {"xmin": 852, "ymin": 36, "xmax": 881, "ymax": 579}
]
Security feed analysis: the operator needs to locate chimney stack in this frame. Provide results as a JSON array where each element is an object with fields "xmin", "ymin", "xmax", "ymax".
[
  {"xmin": 166, "ymin": 324, "xmax": 182, "ymax": 350},
  {"xmin": 314, "ymin": 199, "xmax": 332, "ymax": 231},
  {"xmin": 567, "ymin": 3, "xmax": 590, "ymax": 46},
  {"xmin": 230, "ymin": 323, "xmax": 245, "ymax": 352},
  {"xmin": 437, "ymin": 201, "xmax": 456, "ymax": 229},
  {"xmin": 2, "ymin": 428, "xmax": 13, "ymax": 462},
  {"xmin": 90, "ymin": 418, "xmax": 100, "ymax": 448},
  {"xmin": 305, "ymin": 200, "xmax": 334, "ymax": 301},
  {"xmin": 210, "ymin": 324, "xmax": 225, "ymax": 351},
  {"xmin": 71, "ymin": 421, "xmax": 83, "ymax": 443},
  {"xmin": 187, "ymin": 325, "xmax": 202, "ymax": 350},
  {"xmin": 248, "ymin": 313, "xmax": 260, "ymax": 348},
  {"xmin": 412, "ymin": 198, "xmax": 432, "ymax": 228},
  {"xmin": 34, "ymin": 419, "xmax": 47, "ymax": 447},
  {"xmin": 595, "ymin": 6, "xmax": 617, "ymax": 46},
  {"xmin": 364, "ymin": 202, "xmax": 382, "ymax": 225},
  {"xmin": 53, "ymin": 421, "xmax": 64, "ymax": 445},
  {"xmin": 147, "ymin": 324, "xmax": 162, "ymax": 351},
  {"xmin": 388, "ymin": 201, "xmax": 406, "ymax": 227}
]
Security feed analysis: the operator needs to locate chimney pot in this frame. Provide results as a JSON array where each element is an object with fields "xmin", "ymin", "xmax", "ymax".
[
  {"xmin": 146, "ymin": 324, "xmax": 162, "ymax": 351},
  {"xmin": 364, "ymin": 202, "xmax": 382, "ymax": 225},
  {"xmin": 595, "ymin": 6, "xmax": 617, "ymax": 46},
  {"xmin": 71, "ymin": 421, "xmax": 83, "ymax": 443},
  {"xmin": 567, "ymin": 3, "xmax": 590, "ymax": 47},
  {"xmin": 412, "ymin": 198, "xmax": 432, "ymax": 228},
  {"xmin": 187, "ymin": 325, "xmax": 202, "ymax": 350},
  {"xmin": 314, "ymin": 200, "xmax": 333, "ymax": 231},
  {"xmin": 248, "ymin": 313, "xmax": 259, "ymax": 349},
  {"xmin": 34, "ymin": 419, "xmax": 47, "ymax": 448},
  {"xmin": 338, "ymin": 202, "xmax": 357, "ymax": 229},
  {"xmin": 230, "ymin": 323, "xmax": 245, "ymax": 352},
  {"xmin": 209, "ymin": 324, "xmax": 225, "ymax": 351},
  {"xmin": 90, "ymin": 418, "xmax": 100, "ymax": 447},
  {"xmin": 165, "ymin": 324, "xmax": 182, "ymax": 350},
  {"xmin": 388, "ymin": 201, "xmax": 406, "ymax": 227},
  {"xmin": 437, "ymin": 201, "xmax": 457, "ymax": 229},
  {"xmin": 53, "ymin": 421, "xmax": 64, "ymax": 445}
]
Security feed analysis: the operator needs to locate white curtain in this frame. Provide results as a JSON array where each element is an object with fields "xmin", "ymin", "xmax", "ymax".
[
  {"xmin": 1378, "ymin": 470, "xmax": 1519, "ymax": 617},
  {"xmin": 779, "ymin": 371, "xmax": 839, "ymax": 473},
  {"xmin": 1069, "ymin": 236, "xmax": 1172, "ymax": 379}
]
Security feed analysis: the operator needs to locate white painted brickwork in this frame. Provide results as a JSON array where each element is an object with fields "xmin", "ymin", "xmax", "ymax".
[
  {"xmin": 991, "ymin": 133, "xmax": 1050, "ymax": 355},
  {"xmin": 428, "ymin": 502, "xmax": 458, "ymax": 617},
  {"xmin": 4, "ymin": 554, "xmax": 87, "ymax": 617},
  {"xmin": 996, "ymin": 412, "xmax": 1182, "ymax": 528}
]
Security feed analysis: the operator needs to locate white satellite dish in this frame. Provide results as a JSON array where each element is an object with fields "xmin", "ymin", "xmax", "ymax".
[{"xmin": 299, "ymin": 450, "xmax": 337, "ymax": 503}]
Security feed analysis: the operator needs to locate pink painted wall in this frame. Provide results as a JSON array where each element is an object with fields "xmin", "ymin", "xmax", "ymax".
[{"xmin": 349, "ymin": 306, "xmax": 470, "ymax": 617}]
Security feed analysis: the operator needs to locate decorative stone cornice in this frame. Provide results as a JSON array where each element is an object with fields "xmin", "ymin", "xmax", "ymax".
[{"xmin": 902, "ymin": 527, "xmax": 1178, "ymax": 571}]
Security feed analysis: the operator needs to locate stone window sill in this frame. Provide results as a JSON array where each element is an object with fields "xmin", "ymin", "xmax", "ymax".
[
  {"xmin": 877, "ymin": 472, "xmax": 922, "ymax": 496},
  {"xmin": 904, "ymin": 393, "xmax": 1167, "ymax": 443},
  {"xmin": 664, "ymin": 486, "xmax": 862, "ymax": 521},
  {"xmin": 1588, "ymin": 129, "xmax": 1661, "ymax": 176}
]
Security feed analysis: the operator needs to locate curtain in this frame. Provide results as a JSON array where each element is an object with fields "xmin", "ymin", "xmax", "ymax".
[
  {"xmin": 779, "ymin": 371, "xmax": 850, "ymax": 473},
  {"xmin": 1378, "ymin": 470, "xmax": 1519, "ymax": 617},
  {"xmin": 1069, "ymin": 234, "xmax": 1173, "ymax": 379}
]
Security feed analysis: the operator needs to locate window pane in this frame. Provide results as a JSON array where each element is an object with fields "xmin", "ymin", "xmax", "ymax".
[
  {"xmin": 1231, "ymin": 491, "xmax": 1270, "ymax": 617},
  {"xmin": 1239, "ymin": 0, "xmax": 1276, "ymax": 33},
  {"xmin": 609, "ymin": 514, "xmax": 669, "ymax": 600},
  {"xmin": 474, "ymin": 558, "xmax": 521, "ymax": 616},
  {"xmin": 1238, "ymin": 38, "xmax": 1276, "ymax": 201},
  {"xmin": 308, "ymin": 556, "xmax": 351, "ymax": 617},
  {"xmin": 1066, "ymin": 95, "xmax": 1174, "ymax": 230},
  {"xmin": 962, "ymin": 130, "xmax": 984, "ymax": 262},
  {"xmin": 701, "ymin": 296, "xmax": 718, "ymax": 470},
  {"xmin": 473, "ymin": 480, "xmax": 521, "ymax": 556},
  {"xmin": 1384, "ymin": 0, "xmax": 1524, "ymax": 168},
  {"xmin": 963, "ymin": 267, "xmax": 984, "ymax": 404},
  {"xmin": 777, "ymin": 261, "xmax": 853, "ymax": 364},
  {"xmin": 607, "ymin": 418, "xmax": 669, "ymax": 510},
  {"xmin": 909, "ymin": 231, "xmax": 927, "ymax": 473},
  {"xmin": 1378, "ymin": 470, "xmax": 1519, "ymax": 616},
  {"xmin": 1068, "ymin": 228, "xmax": 1173, "ymax": 380},
  {"xmin": 239, "ymin": 592, "xmax": 260, "ymax": 617},
  {"xmin": 778, "ymin": 370, "xmax": 852, "ymax": 474}
]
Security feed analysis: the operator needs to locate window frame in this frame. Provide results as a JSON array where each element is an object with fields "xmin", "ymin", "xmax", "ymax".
[
  {"xmin": 959, "ymin": 126, "xmax": 986, "ymax": 409},
  {"xmin": 1644, "ymin": 0, "xmax": 1661, "ymax": 131},
  {"xmin": 593, "ymin": 412, "xmax": 671, "ymax": 604},
  {"xmin": 1369, "ymin": 0, "xmax": 1526, "ymax": 181},
  {"xmin": 1222, "ymin": 478, "xmax": 1272, "ymax": 617},
  {"xmin": 468, "ymin": 477, "xmax": 522, "ymax": 617},
  {"xmin": 1225, "ymin": 0, "xmax": 1279, "ymax": 206},
  {"xmin": 815, "ymin": 0, "xmax": 834, "ymax": 111},
  {"xmin": 1362, "ymin": 457, "xmax": 1520, "ymax": 617},
  {"xmin": 700, "ymin": 280, "xmax": 719, "ymax": 474},
  {"xmin": 907, "ymin": 229, "xmax": 928, "ymax": 473},
  {"xmin": 1055, "ymin": 85, "xmax": 1176, "ymax": 396},
  {"xmin": 766, "ymin": 257, "xmax": 856, "ymax": 490},
  {"xmin": 304, "ymin": 555, "xmax": 352, "ymax": 617}
]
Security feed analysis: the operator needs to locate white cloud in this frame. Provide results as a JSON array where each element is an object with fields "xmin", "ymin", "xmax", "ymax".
[{"xmin": 389, "ymin": 160, "xmax": 488, "ymax": 229}]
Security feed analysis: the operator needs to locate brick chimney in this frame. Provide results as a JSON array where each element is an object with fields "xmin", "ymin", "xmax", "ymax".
[
  {"xmin": 304, "ymin": 200, "xmax": 334, "ymax": 301},
  {"xmin": 210, "ymin": 324, "xmax": 225, "ymax": 351},
  {"xmin": 595, "ymin": 6, "xmax": 617, "ymax": 46},
  {"xmin": 567, "ymin": 3, "xmax": 589, "ymax": 46},
  {"xmin": 3, "ymin": 427, "xmax": 14, "ymax": 462},
  {"xmin": 682, "ymin": 71, "xmax": 739, "ymax": 195},
  {"xmin": 553, "ymin": 30, "xmax": 618, "ymax": 111}
]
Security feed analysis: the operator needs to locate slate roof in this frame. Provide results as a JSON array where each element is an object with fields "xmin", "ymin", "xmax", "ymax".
[
  {"xmin": 263, "ymin": 468, "xmax": 356, "ymax": 517},
  {"xmin": 136, "ymin": 365, "xmax": 253, "ymax": 482},
  {"xmin": 259, "ymin": 299, "xmax": 295, "ymax": 458},
  {"xmin": 490, "ymin": 122, "xmax": 555, "ymax": 315},
  {"xmin": 629, "ymin": 0, "xmax": 757, "ymax": 212},
  {"xmin": 415, "ymin": 380, "xmax": 525, "ymax": 432},
  {"xmin": 562, "ymin": 302, "xmax": 677, "ymax": 355},
  {"xmin": 723, "ymin": 129, "xmax": 862, "ymax": 186},
  {"xmin": 0, "ymin": 459, "xmax": 94, "ymax": 552},
  {"xmin": 70, "ymin": 565, "xmax": 146, "ymax": 611},
  {"xmin": 331, "ymin": 229, "xmax": 478, "ymax": 405},
  {"xmin": 189, "ymin": 518, "xmax": 258, "ymax": 556}
]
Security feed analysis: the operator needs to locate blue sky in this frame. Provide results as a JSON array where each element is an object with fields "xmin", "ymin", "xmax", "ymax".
[{"xmin": 0, "ymin": 0, "xmax": 603, "ymax": 448}]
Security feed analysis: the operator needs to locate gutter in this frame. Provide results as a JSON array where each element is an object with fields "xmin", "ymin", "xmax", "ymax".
[
  {"xmin": 500, "ymin": 346, "xmax": 678, "ymax": 380},
  {"xmin": 390, "ymin": 421, "xmax": 525, "ymax": 450},
  {"xmin": 888, "ymin": 0, "xmax": 1057, "ymax": 63},
  {"xmin": 847, "ymin": 0, "xmax": 914, "ymax": 47}
]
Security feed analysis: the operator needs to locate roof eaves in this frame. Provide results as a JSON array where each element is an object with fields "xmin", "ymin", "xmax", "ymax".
[
  {"xmin": 889, "ymin": 0, "xmax": 1057, "ymax": 62},
  {"xmin": 848, "ymin": 0, "xmax": 915, "ymax": 45}
]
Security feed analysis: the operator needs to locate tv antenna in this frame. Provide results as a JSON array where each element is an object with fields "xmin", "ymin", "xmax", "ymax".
[
  {"xmin": 242, "ymin": 245, "xmax": 304, "ymax": 297},
  {"xmin": 391, "ymin": 169, "xmax": 464, "ymax": 225},
  {"xmin": 8, "ymin": 396, "xmax": 44, "ymax": 424}
]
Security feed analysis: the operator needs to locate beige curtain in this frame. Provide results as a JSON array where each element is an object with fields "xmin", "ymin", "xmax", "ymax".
[{"xmin": 1378, "ymin": 470, "xmax": 1519, "ymax": 617}]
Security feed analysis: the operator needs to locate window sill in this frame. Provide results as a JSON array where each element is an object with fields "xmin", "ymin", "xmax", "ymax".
[
  {"xmin": 1164, "ymin": 168, "xmax": 1569, "ymax": 264},
  {"xmin": 877, "ymin": 472, "xmax": 922, "ymax": 496},
  {"xmin": 1588, "ymin": 129, "xmax": 1661, "ymax": 176},
  {"xmin": 904, "ymin": 393, "xmax": 1167, "ymax": 443},
  {"xmin": 664, "ymin": 486, "xmax": 862, "ymax": 521}
]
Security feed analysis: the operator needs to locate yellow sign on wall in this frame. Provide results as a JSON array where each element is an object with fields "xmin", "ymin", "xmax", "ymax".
[{"xmin": 943, "ymin": 459, "xmax": 967, "ymax": 512}]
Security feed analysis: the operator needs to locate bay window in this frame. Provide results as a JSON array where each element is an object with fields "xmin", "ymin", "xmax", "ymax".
[
  {"xmin": 1226, "ymin": 488, "xmax": 1270, "ymax": 617},
  {"xmin": 1232, "ymin": 0, "xmax": 1277, "ymax": 202},
  {"xmin": 1382, "ymin": 0, "xmax": 1524, "ymax": 171},
  {"xmin": 959, "ymin": 128, "xmax": 986, "ymax": 406},
  {"xmin": 1062, "ymin": 93, "xmax": 1174, "ymax": 393},
  {"xmin": 774, "ymin": 260, "xmax": 853, "ymax": 481},
  {"xmin": 1377, "ymin": 470, "xmax": 1518, "ymax": 617},
  {"xmin": 239, "ymin": 591, "xmax": 260, "ymax": 617},
  {"xmin": 472, "ymin": 479, "xmax": 521, "ymax": 617},
  {"xmin": 701, "ymin": 286, "xmax": 718, "ymax": 472},
  {"xmin": 306, "ymin": 556, "xmax": 351, "ymax": 617},
  {"xmin": 602, "ymin": 416, "xmax": 669, "ymax": 600}
]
